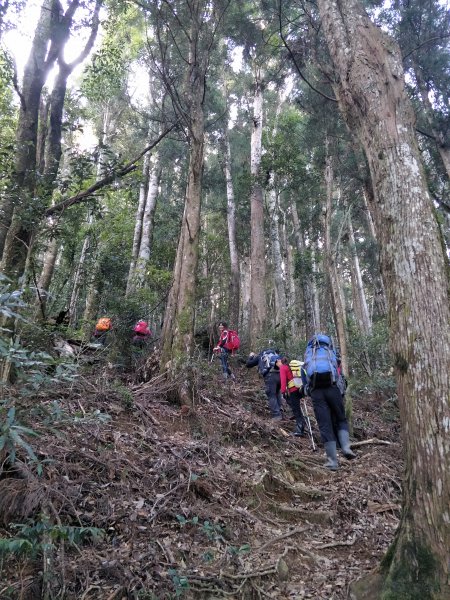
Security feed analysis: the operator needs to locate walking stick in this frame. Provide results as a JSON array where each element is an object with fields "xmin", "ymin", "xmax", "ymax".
[{"xmin": 301, "ymin": 398, "xmax": 316, "ymax": 451}]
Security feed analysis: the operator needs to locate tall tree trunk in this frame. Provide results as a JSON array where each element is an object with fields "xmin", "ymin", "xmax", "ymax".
[
  {"xmin": 316, "ymin": 1, "xmax": 450, "ymax": 596},
  {"xmin": 347, "ymin": 212, "xmax": 371, "ymax": 335},
  {"xmin": 362, "ymin": 185, "xmax": 387, "ymax": 318},
  {"xmin": 240, "ymin": 257, "xmax": 251, "ymax": 336},
  {"xmin": 0, "ymin": 0, "xmax": 59, "ymax": 265},
  {"xmin": 134, "ymin": 159, "xmax": 161, "ymax": 288},
  {"xmin": 291, "ymin": 201, "xmax": 316, "ymax": 339},
  {"xmin": 68, "ymin": 228, "xmax": 91, "ymax": 327},
  {"xmin": 159, "ymin": 4, "xmax": 210, "ymax": 402},
  {"xmin": 36, "ymin": 237, "xmax": 59, "ymax": 317},
  {"xmin": 281, "ymin": 212, "xmax": 297, "ymax": 339},
  {"xmin": 1, "ymin": 0, "xmax": 100, "ymax": 281},
  {"xmin": 126, "ymin": 151, "xmax": 151, "ymax": 296},
  {"xmin": 249, "ymin": 69, "xmax": 266, "ymax": 348},
  {"xmin": 324, "ymin": 155, "xmax": 349, "ymax": 376},
  {"xmin": 267, "ymin": 179, "xmax": 287, "ymax": 332},
  {"xmin": 222, "ymin": 125, "xmax": 240, "ymax": 329}
]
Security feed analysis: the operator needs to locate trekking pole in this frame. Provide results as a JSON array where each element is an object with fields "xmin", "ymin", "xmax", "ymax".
[{"xmin": 302, "ymin": 398, "xmax": 316, "ymax": 451}]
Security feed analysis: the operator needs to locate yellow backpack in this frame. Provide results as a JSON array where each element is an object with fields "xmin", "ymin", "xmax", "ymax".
[{"xmin": 288, "ymin": 359, "xmax": 304, "ymax": 389}]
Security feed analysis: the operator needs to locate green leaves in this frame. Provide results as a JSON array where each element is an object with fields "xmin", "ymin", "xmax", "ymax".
[{"xmin": 0, "ymin": 405, "xmax": 38, "ymax": 465}]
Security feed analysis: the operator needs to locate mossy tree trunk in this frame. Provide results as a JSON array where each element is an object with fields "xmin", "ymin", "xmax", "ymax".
[
  {"xmin": 157, "ymin": 0, "xmax": 224, "ymax": 406},
  {"xmin": 316, "ymin": 1, "xmax": 450, "ymax": 597}
]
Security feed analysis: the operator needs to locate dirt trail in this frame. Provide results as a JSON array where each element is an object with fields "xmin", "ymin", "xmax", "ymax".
[{"xmin": 0, "ymin": 359, "xmax": 401, "ymax": 599}]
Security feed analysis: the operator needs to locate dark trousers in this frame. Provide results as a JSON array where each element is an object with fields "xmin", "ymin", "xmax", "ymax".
[
  {"xmin": 219, "ymin": 348, "xmax": 232, "ymax": 375},
  {"xmin": 310, "ymin": 385, "xmax": 348, "ymax": 443},
  {"xmin": 287, "ymin": 389, "xmax": 306, "ymax": 425},
  {"xmin": 264, "ymin": 371, "xmax": 282, "ymax": 418}
]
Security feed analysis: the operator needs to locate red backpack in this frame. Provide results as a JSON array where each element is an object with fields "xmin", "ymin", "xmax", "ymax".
[
  {"xmin": 225, "ymin": 330, "xmax": 240, "ymax": 352},
  {"xmin": 134, "ymin": 321, "xmax": 151, "ymax": 335}
]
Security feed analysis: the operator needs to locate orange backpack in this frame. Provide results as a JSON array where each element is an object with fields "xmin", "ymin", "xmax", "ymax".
[{"xmin": 96, "ymin": 317, "xmax": 112, "ymax": 332}]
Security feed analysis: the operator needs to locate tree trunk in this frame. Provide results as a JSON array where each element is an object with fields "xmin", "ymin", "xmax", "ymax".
[
  {"xmin": 1, "ymin": 0, "xmax": 100, "ymax": 281},
  {"xmin": 324, "ymin": 155, "xmax": 349, "ymax": 376},
  {"xmin": 126, "ymin": 151, "xmax": 151, "ymax": 296},
  {"xmin": 249, "ymin": 70, "xmax": 266, "ymax": 348},
  {"xmin": 68, "ymin": 229, "xmax": 91, "ymax": 328},
  {"xmin": 36, "ymin": 236, "xmax": 59, "ymax": 318},
  {"xmin": 0, "ymin": 0, "xmax": 59, "ymax": 265},
  {"xmin": 281, "ymin": 213, "xmax": 297, "ymax": 339},
  {"xmin": 222, "ymin": 125, "xmax": 240, "ymax": 329},
  {"xmin": 291, "ymin": 201, "xmax": 317, "ymax": 339},
  {"xmin": 134, "ymin": 159, "xmax": 161, "ymax": 288},
  {"xmin": 316, "ymin": 1, "xmax": 450, "ymax": 596},
  {"xmin": 159, "ymin": 4, "xmax": 209, "ymax": 400},
  {"xmin": 362, "ymin": 185, "xmax": 387, "ymax": 318},
  {"xmin": 267, "ymin": 180, "xmax": 287, "ymax": 331},
  {"xmin": 347, "ymin": 212, "xmax": 371, "ymax": 335}
]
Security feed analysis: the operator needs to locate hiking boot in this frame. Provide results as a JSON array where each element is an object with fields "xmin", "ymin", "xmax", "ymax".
[
  {"xmin": 271, "ymin": 415, "xmax": 283, "ymax": 422},
  {"xmin": 229, "ymin": 373, "xmax": 236, "ymax": 381},
  {"xmin": 337, "ymin": 430, "xmax": 356, "ymax": 459},
  {"xmin": 293, "ymin": 418, "xmax": 305, "ymax": 437},
  {"xmin": 323, "ymin": 441, "xmax": 339, "ymax": 471}
]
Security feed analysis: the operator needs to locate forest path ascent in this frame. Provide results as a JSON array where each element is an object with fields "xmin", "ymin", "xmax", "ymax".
[{"xmin": 0, "ymin": 356, "xmax": 401, "ymax": 599}]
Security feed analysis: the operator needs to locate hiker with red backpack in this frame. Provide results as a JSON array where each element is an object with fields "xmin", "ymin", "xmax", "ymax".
[
  {"xmin": 213, "ymin": 321, "xmax": 239, "ymax": 381},
  {"xmin": 277, "ymin": 357, "xmax": 307, "ymax": 437},
  {"xmin": 132, "ymin": 320, "xmax": 152, "ymax": 347},
  {"xmin": 93, "ymin": 317, "xmax": 112, "ymax": 345},
  {"xmin": 303, "ymin": 333, "xmax": 355, "ymax": 471}
]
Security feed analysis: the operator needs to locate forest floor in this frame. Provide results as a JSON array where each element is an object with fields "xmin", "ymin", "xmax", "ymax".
[{"xmin": 0, "ymin": 352, "xmax": 402, "ymax": 600}]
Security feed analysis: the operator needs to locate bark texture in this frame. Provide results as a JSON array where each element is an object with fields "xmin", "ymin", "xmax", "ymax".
[
  {"xmin": 222, "ymin": 125, "xmax": 240, "ymax": 329},
  {"xmin": 316, "ymin": 1, "xmax": 450, "ymax": 597},
  {"xmin": 324, "ymin": 157, "xmax": 348, "ymax": 376},
  {"xmin": 249, "ymin": 71, "xmax": 266, "ymax": 348}
]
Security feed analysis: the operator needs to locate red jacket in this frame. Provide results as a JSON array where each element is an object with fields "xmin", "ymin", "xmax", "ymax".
[{"xmin": 279, "ymin": 363, "xmax": 300, "ymax": 394}]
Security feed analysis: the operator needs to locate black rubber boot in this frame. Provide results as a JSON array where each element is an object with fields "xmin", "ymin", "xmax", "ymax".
[
  {"xmin": 293, "ymin": 417, "xmax": 305, "ymax": 437},
  {"xmin": 337, "ymin": 430, "xmax": 356, "ymax": 459},
  {"xmin": 323, "ymin": 441, "xmax": 339, "ymax": 471}
]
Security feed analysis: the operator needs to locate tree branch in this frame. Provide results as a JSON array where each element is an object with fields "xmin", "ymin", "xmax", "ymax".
[
  {"xmin": 402, "ymin": 34, "xmax": 450, "ymax": 61},
  {"xmin": 45, "ymin": 125, "xmax": 176, "ymax": 217},
  {"xmin": 277, "ymin": 0, "xmax": 337, "ymax": 103}
]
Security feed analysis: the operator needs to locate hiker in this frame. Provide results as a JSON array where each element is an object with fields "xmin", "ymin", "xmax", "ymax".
[
  {"xmin": 303, "ymin": 333, "xmax": 355, "ymax": 470},
  {"xmin": 93, "ymin": 316, "xmax": 112, "ymax": 345},
  {"xmin": 277, "ymin": 357, "xmax": 307, "ymax": 436},
  {"xmin": 246, "ymin": 348, "xmax": 284, "ymax": 421},
  {"xmin": 132, "ymin": 320, "xmax": 152, "ymax": 348},
  {"xmin": 213, "ymin": 321, "xmax": 239, "ymax": 381}
]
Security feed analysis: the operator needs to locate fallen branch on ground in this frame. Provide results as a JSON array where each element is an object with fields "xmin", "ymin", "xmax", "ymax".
[
  {"xmin": 351, "ymin": 438, "xmax": 396, "ymax": 448},
  {"xmin": 256, "ymin": 525, "xmax": 311, "ymax": 553}
]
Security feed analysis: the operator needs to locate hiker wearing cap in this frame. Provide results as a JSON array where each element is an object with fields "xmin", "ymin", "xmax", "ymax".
[
  {"xmin": 277, "ymin": 357, "xmax": 306, "ymax": 436},
  {"xmin": 213, "ymin": 321, "xmax": 240, "ymax": 381},
  {"xmin": 303, "ymin": 333, "xmax": 356, "ymax": 470},
  {"xmin": 246, "ymin": 348, "xmax": 284, "ymax": 421}
]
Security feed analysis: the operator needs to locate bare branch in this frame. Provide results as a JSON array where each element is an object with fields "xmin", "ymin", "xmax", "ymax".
[{"xmin": 45, "ymin": 125, "xmax": 176, "ymax": 217}]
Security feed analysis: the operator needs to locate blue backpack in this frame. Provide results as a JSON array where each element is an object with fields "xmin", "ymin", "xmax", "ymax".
[
  {"xmin": 258, "ymin": 349, "xmax": 281, "ymax": 376},
  {"xmin": 304, "ymin": 334, "xmax": 338, "ymax": 390}
]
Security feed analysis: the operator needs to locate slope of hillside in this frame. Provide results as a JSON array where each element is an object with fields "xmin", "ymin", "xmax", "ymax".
[{"xmin": 0, "ymin": 357, "xmax": 401, "ymax": 599}]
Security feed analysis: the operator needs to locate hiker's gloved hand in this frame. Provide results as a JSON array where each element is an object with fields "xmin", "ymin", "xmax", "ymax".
[{"xmin": 249, "ymin": 352, "xmax": 255, "ymax": 358}]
